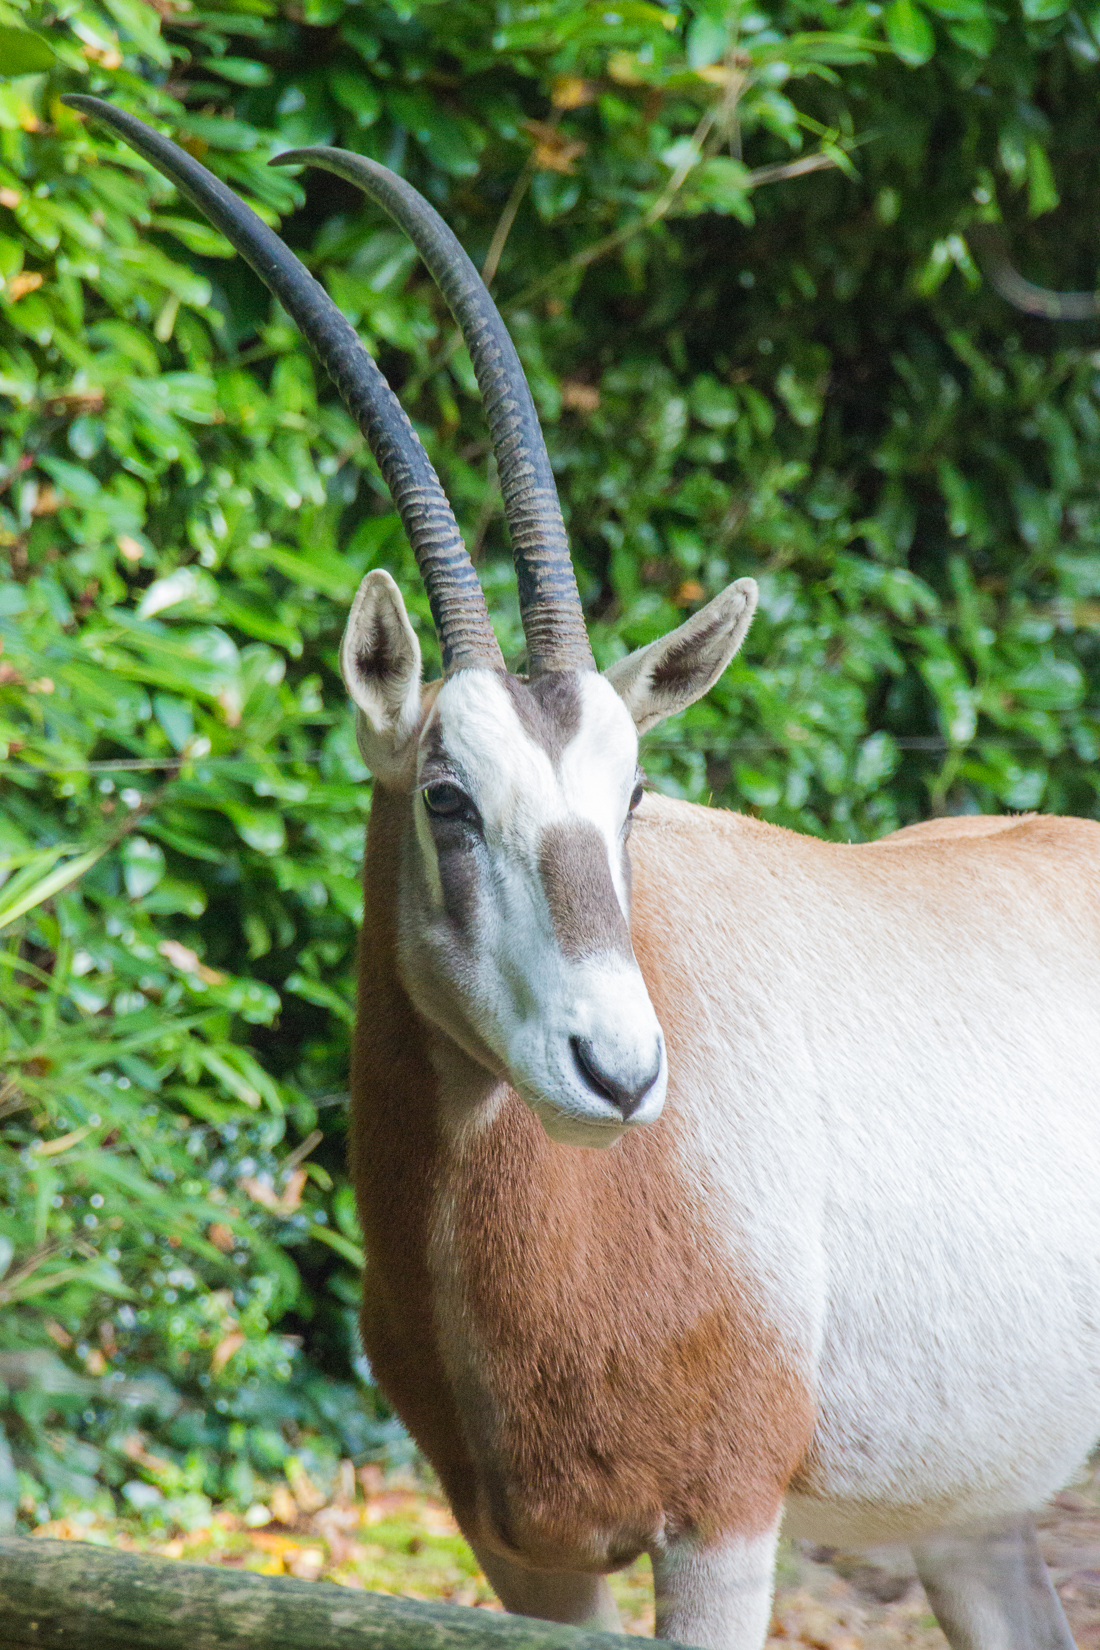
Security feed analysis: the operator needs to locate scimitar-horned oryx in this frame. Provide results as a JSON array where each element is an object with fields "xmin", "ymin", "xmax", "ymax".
[{"xmin": 67, "ymin": 95, "xmax": 1100, "ymax": 1650}]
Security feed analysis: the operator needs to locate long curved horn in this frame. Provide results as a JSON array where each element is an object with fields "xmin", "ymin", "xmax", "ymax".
[
  {"xmin": 62, "ymin": 96, "xmax": 503, "ymax": 677},
  {"xmin": 271, "ymin": 147, "xmax": 594, "ymax": 678}
]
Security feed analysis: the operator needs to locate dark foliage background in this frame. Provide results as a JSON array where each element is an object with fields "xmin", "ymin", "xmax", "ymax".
[{"xmin": 2, "ymin": 0, "xmax": 1099, "ymax": 1528}]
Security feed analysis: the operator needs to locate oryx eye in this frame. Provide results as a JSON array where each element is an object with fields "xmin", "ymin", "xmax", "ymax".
[
  {"xmin": 423, "ymin": 782, "xmax": 471, "ymax": 819},
  {"xmin": 629, "ymin": 781, "xmax": 645, "ymax": 813}
]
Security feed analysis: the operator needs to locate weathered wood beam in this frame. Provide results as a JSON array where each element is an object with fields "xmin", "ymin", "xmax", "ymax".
[{"xmin": 0, "ymin": 1536, "xmax": 691, "ymax": 1649}]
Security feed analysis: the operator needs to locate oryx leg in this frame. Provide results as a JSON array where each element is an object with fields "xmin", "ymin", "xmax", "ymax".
[
  {"xmin": 650, "ymin": 1520, "xmax": 782, "ymax": 1650},
  {"xmin": 471, "ymin": 1543, "xmax": 622, "ymax": 1631},
  {"xmin": 911, "ymin": 1518, "xmax": 1076, "ymax": 1650}
]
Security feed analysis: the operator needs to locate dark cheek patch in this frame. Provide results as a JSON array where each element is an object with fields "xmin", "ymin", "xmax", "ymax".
[
  {"xmin": 539, "ymin": 823, "xmax": 632, "ymax": 961},
  {"xmin": 416, "ymin": 719, "xmax": 478, "ymax": 936},
  {"xmin": 438, "ymin": 846, "xmax": 478, "ymax": 935}
]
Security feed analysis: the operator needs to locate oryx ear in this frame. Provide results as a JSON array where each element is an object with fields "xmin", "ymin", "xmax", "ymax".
[
  {"xmin": 604, "ymin": 578, "xmax": 757, "ymax": 736},
  {"xmin": 341, "ymin": 570, "xmax": 423, "ymax": 779}
]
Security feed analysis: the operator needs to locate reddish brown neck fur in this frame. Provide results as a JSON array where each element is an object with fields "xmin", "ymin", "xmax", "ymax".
[{"xmin": 351, "ymin": 786, "xmax": 814, "ymax": 1571}]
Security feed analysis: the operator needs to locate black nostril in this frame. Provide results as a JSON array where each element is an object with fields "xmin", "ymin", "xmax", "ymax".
[{"xmin": 570, "ymin": 1036, "xmax": 660, "ymax": 1121}]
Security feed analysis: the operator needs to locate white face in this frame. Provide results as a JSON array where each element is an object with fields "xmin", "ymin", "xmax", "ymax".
[{"xmin": 394, "ymin": 669, "xmax": 667, "ymax": 1147}]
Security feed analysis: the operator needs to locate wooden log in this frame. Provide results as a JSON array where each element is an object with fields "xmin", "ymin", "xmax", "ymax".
[{"xmin": 0, "ymin": 1536, "xmax": 692, "ymax": 1649}]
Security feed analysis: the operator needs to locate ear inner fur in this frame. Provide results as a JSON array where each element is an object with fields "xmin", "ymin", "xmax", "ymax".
[{"xmin": 605, "ymin": 579, "xmax": 758, "ymax": 735}]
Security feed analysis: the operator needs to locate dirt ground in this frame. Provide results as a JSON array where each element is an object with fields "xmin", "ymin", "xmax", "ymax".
[{"xmin": 769, "ymin": 1461, "xmax": 1100, "ymax": 1650}]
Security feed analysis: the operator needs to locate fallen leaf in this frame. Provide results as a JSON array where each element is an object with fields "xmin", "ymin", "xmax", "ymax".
[
  {"xmin": 211, "ymin": 1330, "xmax": 245, "ymax": 1374},
  {"xmin": 561, "ymin": 381, "xmax": 600, "ymax": 413},
  {"xmin": 551, "ymin": 75, "xmax": 596, "ymax": 109},
  {"xmin": 522, "ymin": 120, "xmax": 586, "ymax": 174},
  {"xmin": 7, "ymin": 271, "xmax": 43, "ymax": 302},
  {"xmin": 269, "ymin": 1483, "xmax": 298, "ymax": 1526},
  {"xmin": 158, "ymin": 939, "xmax": 225, "ymax": 986},
  {"xmin": 239, "ymin": 1168, "xmax": 307, "ymax": 1217},
  {"xmin": 288, "ymin": 1546, "xmax": 324, "ymax": 1579},
  {"xmin": 287, "ymin": 1459, "xmax": 326, "ymax": 1514}
]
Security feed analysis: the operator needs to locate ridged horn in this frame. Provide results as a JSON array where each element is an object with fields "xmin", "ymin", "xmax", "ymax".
[
  {"xmin": 271, "ymin": 147, "xmax": 594, "ymax": 678},
  {"xmin": 62, "ymin": 96, "xmax": 503, "ymax": 677}
]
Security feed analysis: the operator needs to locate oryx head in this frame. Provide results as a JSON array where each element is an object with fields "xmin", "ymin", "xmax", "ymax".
[{"xmin": 69, "ymin": 99, "xmax": 756, "ymax": 1147}]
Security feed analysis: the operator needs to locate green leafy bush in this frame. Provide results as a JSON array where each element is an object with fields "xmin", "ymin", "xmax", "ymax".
[{"xmin": 2, "ymin": 0, "xmax": 1100, "ymax": 1523}]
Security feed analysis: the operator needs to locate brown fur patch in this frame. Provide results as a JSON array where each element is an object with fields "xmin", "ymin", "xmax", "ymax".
[
  {"xmin": 539, "ymin": 821, "xmax": 632, "ymax": 960},
  {"xmin": 350, "ymin": 787, "xmax": 481, "ymax": 1528},
  {"xmin": 418, "ymin": 711, "xmax": 448, "ymax": 770},
  {"xmin": 355, "ymin": 607, "xmax": 400, "ymax": 687},
  {"xmin": 871, "ymin": 813, "xmax": 1038, "ymax": 845},
  {"xmin": 437, "ymin": 1084, "xmax": 813, "ymax": 1571},
  {"xmin": 502, "ymin": 672, "xmax": 582, "ymax": 766}
]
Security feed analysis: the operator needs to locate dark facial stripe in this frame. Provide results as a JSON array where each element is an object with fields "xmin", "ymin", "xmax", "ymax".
[
  {"xmin": 501, "ymin": 672, "xmax": 582, "ymax": 768},
  {"xmin": 434, "ymin": 827, "xmax": 480, "ymax": 936},
  {"xmin": 539, "ymin": 822, "xmax": 632, "ymax": 961},
  {"xmin": 420, "ymin": 713, "xmax": 447, "ymax": 768}
]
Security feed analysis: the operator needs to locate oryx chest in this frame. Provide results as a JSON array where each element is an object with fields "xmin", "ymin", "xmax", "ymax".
[{"xmin": 424, "ymin": 1090, "xmax": 815, "ymax": 1571}]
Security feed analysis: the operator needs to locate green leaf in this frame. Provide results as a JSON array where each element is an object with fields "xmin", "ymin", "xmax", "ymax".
[
  {"xmin": 686, "ymin": 14, "xmax": 728, "ymax": 67},
  {"xmin": 0, "ymin": 845, "xmax": 110, "ymax": 929},
  {"xmin": 0, "ymin": 27, "xmax": 56, "ymax": 76},
  {"xmin": 208, "ymin": 56, "xmax": 273, "ymax": 86},
  {"xmin": 309, "ymin": 1222, "xmax": 364, "ymax": 1269},
  {"xmin": 152, "ymin": 215, "xmax": 235, "ymax": 258},
  {"xmin": 883, "ymin": 0, "xmax": 936, "ymax": 63},
  {"xmin": 1026, "ymin": 137, "xmax": 1059, "ymax": 216}
]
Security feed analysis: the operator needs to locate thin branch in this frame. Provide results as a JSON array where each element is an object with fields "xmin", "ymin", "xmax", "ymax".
[
  {"xmin": 742, "ymin": 149, "xmax": 842, "ymax": 189},
  {"xmin": 0, "ymin": 1241, "xmax": 65, "ymax": 1308},
  {"xmin": 482, "ymin": 152, "xmax": 539, "ymax": 289},
  {"xmin": 503, "ymin": 100, "xmax": 724, "ymax": 312}
]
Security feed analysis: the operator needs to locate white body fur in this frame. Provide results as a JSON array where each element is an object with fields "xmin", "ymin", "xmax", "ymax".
[{"xmin": 634, "ymin": 794, "xmax": 1100, "ymax": 1549}]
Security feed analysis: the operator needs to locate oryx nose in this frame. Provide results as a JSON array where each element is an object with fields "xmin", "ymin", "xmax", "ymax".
[{"xmin": 570, "ymin": 1036, "xmax": 661, "ymax": 1121}]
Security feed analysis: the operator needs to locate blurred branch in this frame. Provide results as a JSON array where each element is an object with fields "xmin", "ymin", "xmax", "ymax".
[{"xmin": 481, "ymin": 151, "xmax": 542, "ymax": 289}]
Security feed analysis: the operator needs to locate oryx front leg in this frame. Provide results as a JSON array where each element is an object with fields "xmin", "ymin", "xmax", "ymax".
[
  {"xmin": 471, "ymin": 1544, "xmax": 622, "ymax": 1632},
  {"xmin": 651, "ymin": 1521, "xmax": 782, "ymax": 1650},
  {"xmin": 911, "ymin": 1519, "xmax": 1076, "ymax": 1650}
]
